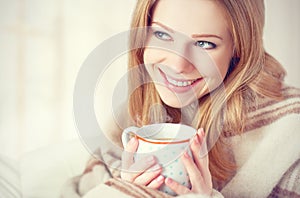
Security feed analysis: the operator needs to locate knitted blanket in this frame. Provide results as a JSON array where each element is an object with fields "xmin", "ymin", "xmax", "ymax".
[{"xmin": 61, "ymin": 86, "xmax": 300, "ymax": 198}]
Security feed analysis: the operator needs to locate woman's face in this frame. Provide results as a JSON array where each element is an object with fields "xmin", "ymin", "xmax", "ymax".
[{"xmin": 143, "ymin": 0, "xmax": 234, "ymax": 108}]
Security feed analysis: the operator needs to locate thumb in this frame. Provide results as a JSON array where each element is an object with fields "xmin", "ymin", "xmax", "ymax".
[{"xmin": 122, "ymin": 137, "xmax": 138, "ymax": 170}]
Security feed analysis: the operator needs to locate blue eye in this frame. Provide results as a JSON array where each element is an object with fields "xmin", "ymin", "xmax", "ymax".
[
  {"xmin": 153, "ymin": 31, "xmax": 173, "ymax": 41},
  {"xmin": 195, "ymin": 41, "xmax": 216, "ymax": 49}
]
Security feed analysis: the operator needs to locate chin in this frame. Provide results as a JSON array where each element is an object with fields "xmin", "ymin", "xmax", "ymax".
[
  {"xmin": 161, "ymin": 98, "xmax": 184, "ymax": 108},
  {"xmin": 156, "ymin": 85, "xmax": 200, "ymax": 108}
]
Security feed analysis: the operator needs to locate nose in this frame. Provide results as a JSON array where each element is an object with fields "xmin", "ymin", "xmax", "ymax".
[{"xmin": 167, "ymin": 52, "xmax": 195, "ymax": 74}]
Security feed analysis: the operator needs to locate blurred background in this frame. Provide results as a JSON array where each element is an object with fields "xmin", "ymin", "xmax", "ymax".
[{"xmin": 0, "ymin": 0, "xmax": 299, "ymax": 161}]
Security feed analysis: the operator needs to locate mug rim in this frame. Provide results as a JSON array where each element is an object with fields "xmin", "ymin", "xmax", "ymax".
[
  {"xmin": 135, "ymin": 134, "xmax": 191, "ymax": 144},
  {"xmin": 135, "ymin": 123, "xmax": 196, "ymax": 144}
]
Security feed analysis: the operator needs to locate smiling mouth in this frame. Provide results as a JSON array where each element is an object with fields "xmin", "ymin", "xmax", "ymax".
[
  {"xmin": 159, "ymin": 68, "xmax": 202, "ymax": 88},
  {"xmin": 165, "ymin": 76, "xmax": 198, "ymax": 87}
]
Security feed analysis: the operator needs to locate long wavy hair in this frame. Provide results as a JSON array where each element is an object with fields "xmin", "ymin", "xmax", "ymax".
[{"xmin": 127, "ymin": 0, "xmax": 286, "ymax": 187}]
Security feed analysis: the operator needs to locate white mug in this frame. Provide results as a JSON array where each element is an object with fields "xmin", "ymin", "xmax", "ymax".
[{"xmin": 122, "ymin": 123, "xmax": 197, "ymax": 195}]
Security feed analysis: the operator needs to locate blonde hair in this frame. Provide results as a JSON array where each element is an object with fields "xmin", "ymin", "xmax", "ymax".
[{"xmin": 127, "ymin": 0, "xmax": 286, "ymax": 186}]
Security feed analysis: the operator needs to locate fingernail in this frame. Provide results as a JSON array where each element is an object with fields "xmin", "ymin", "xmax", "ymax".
[
  {"xmin": 151, "ymin": 164, "xmax": 161, "ymax": 171},
  {"xmin": 202, "ymin": 128, "xmax": 205, "ymax": 136},
  {"xmin": 156, "ymin": 175, "xmax": 164, "ymax": 182},
  {"xmin": 166, "ymin": 178, "xmax": 173, "ymax": 184},
  {"xmin": 147, "ymin": 156, "xmax": 155, "ymax": 164},
  {"xmin": 194, "ymin": 135, "xmax": 199, "ymax": 144},
  {"xmin": 129, "ymin": 137, "xmax": 137, "ymax": 145},
  {"xmin": 184, "ymin": 151, "xmax": 190, "ymax": 158},
  {"xmin": 198, "ymin": 128, "xmax": 204, "ymax": 135}
]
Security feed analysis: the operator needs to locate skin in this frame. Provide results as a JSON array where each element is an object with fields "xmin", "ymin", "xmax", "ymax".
[
  {"xmin": 121, "ymin": 129, "xmax": 212, "ymax": 195},
  {"xmin": 121, "ymin": 0, "xmax": 234, "ymax": 195},
  {"xmin": 144, "ymin": 0, "xmax": 234, "ymax": 108}
]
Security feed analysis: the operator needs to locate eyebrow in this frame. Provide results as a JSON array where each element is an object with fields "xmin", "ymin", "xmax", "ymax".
[
  {"xmin": 151, "ymin": 21, "xmax": 175, "ymax": 33},
  {"xmin": 152, "ymin": 21, "xmax": 223, "ymax": 41},
  {"xmin": 192, "ymin": 33, "xmax": 223, "ymax": 41}
]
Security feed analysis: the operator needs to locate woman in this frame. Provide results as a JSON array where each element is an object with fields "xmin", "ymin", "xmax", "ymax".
[{"xmin": 62, "ymin": 0, "xmax": 300, "ymax": 197}]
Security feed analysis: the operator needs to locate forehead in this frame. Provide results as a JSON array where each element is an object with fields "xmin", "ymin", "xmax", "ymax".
[{"xmin": 151, "ymin": 0, "xmax": 230, "ymax": 36}]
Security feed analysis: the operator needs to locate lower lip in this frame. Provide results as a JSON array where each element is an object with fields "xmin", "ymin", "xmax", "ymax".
[{"xmin": 159, "ymin": 70, "xmax": 203, "ymax": 93}]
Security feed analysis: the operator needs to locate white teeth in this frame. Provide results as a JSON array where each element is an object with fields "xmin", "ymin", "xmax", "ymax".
[{"xmin": 166, "ymin": 76, "xmax": 195, "ymax": 87}]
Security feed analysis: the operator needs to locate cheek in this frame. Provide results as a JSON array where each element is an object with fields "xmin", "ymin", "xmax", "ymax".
[
  {"xmin": 143, "ymin": 49, "xmax": 163, "ymax": 80},
  {"xmin": 198, "ymin": 51, "xmax": 231, "ymax": 80},
  {"xmin": 214, "ymin": 55, "xmax": 231, "ymax": 77},
  {"xmin": 143, "ymin": 48, "xmax": 163, "ymax": 65},
  {"xmin": 143, "ymin": 48, "xmax": 151, "ymax": 64},
  {"xmin": 143, "ymin": 48, "xmax": 168, "ymax": 78},
  {"xmin": 143, "ymin": 49, "xmax": 154, "ymax": 76}
]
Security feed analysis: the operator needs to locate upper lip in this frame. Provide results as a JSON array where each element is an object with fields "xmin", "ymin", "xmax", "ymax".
[{"xmin": 159, "ymin": 68, "xmax": 201, "ymax": 82}]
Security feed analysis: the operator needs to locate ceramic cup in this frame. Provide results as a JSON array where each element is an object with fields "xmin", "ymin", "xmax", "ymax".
[{"xmin": 122, "ymin": 123, "xmax": 197, "ymax": 195}]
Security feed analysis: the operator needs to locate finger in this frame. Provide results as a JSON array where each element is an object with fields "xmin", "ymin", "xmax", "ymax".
[
  {"xmin": 191, "ymin": 129, "xmax": 211, "ymax": 183},
  {"xmin": 183, "ymin": 149, "xmax": 213, "ymax": 195},
  {"xmin": 147, "ymin": 175, "xmax": 165, "ymax": 189},
  {"xmin": 129, "ymin": 155, "xmax": 156, "ymax": 173},
  {"xmin": 198, "ymin": 128, "xmax": 208, "ymax": 157},
  {"xmin": 191, "ymin": 130, "xmax": 208, "ymax": 170},
  {"xmin": 122, "ymin": 137, "xmax": 138, "ymax": 170},
  {"xmin": 125, "ymin": 137, "xmax": 139, "ymax": 152},
  {"xmin": 134, "ymin": 164, "xmax": 163, "ymax": 186},
  {"xmin": 190, "ymin": 132, "xmax": 202, "ymax": 167},
  {"xmin": 165, "ymin": 178, "xmax": 190, "ymax": 195},
  {"xmin": 181, "ymin": 151, "xmax": 206, "ymax": 189},
  {"xmin": 123, "ymin": 155, "xmax": 157, "ymax": 181}
]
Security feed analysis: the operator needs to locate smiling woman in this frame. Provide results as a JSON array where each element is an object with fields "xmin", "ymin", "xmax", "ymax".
[{"xmin": 61, "ymin": 0, "xmax": 300, "ymax": 197}]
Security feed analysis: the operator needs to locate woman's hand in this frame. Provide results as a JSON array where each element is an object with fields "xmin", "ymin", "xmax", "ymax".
[
  {"xmin": 165, "ymin": 128, "xmax": 213, "ymax": 196},
  {"xmin": 120, "ymin": 137, "xmax": 165, "ymax": 189}
]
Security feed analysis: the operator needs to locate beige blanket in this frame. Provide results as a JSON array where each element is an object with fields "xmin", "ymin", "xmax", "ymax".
[
  {"xmin": 61, "ymin": 115, "xmax": 300, "ymax": 198},
  {"xmin": 61, "ymin": 86, "xmax": 300, "ymax": 197}
]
